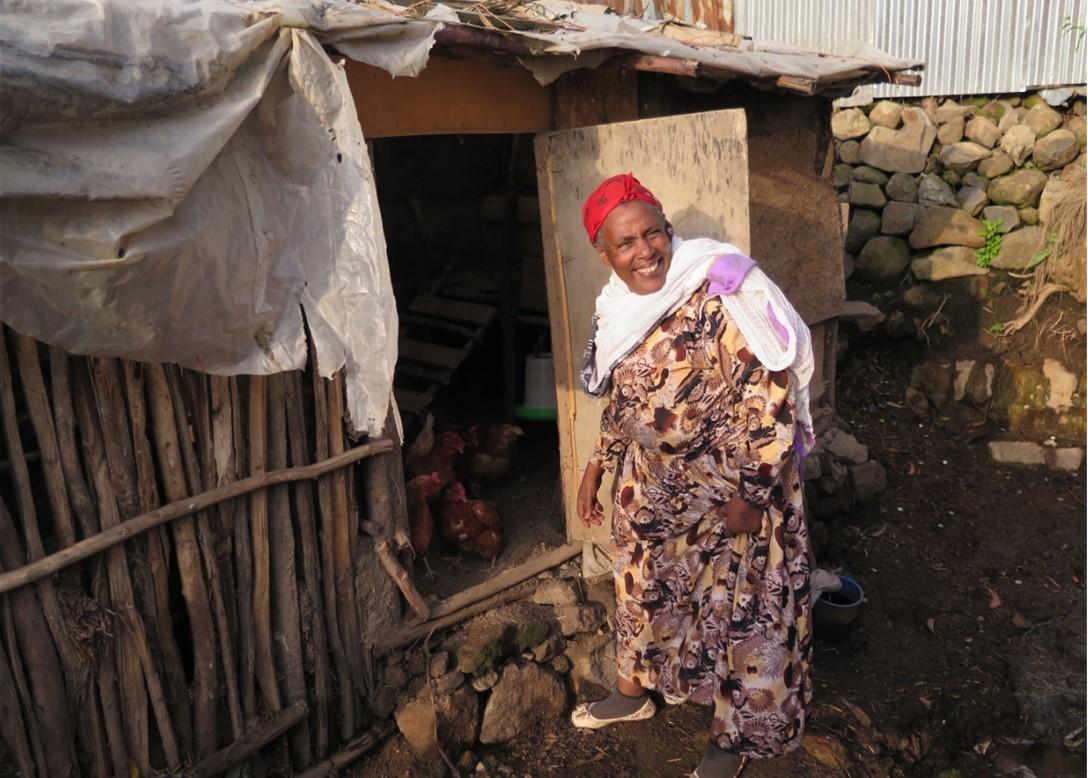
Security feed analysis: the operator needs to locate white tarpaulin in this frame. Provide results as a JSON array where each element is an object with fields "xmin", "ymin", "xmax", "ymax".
[{"xmin": 0, "ymin": 0, "xmax": 443, "ymax": 436}]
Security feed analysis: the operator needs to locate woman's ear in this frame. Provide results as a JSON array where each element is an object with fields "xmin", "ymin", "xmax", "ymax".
[{"xmin": 665, "ymin": 220, "xmax": 675, "ymax": 239}]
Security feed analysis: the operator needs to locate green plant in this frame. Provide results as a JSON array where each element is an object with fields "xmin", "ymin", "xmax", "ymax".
[
  {"xmin": 975, "ymin": 219, "xmax": 1004, "ymax": 268},
  {"xmin": 988, "ymin": 322, "xmax": 1005, "ymax": 334}
]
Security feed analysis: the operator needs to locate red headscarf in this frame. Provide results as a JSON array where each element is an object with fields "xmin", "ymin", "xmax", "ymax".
[{"xmin": 582, "ymin": 173, "xmax": 662, "ymax": 245}]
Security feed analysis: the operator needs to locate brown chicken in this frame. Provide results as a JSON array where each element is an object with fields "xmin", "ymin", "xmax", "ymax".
[
  {"xmin": 406, "ymin": 472, "xmax": 444, "ymax": 556},
  {"xmin": 465, "ymin": 423, "xmax": 524, "ymax": 482},
  {"xmin": 405, "ymin": 428, "xmax": 466, "ymax": 485},
  {"xmin": 437, "ymin": 482, "xmax": 503, "ymax": 562}
]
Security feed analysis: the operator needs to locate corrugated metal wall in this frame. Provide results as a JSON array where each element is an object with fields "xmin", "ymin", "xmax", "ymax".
[
  {"xmin": 732, "ymin": 0, "xmax": 1087, "ymax": 96},
  {"xmin": 601, "ymin": 0, "xmax": 735, "ymax": 31}
]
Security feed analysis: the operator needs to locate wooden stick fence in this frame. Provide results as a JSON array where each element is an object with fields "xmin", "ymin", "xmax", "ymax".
[{"xmin": 0, "ymin": 325, "xmax": 413, "ymax": 776}]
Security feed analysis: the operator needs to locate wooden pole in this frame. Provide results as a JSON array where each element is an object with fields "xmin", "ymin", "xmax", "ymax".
[
  {"xmin": 122, "ymin": 360, "xmax": 194, "ymax": 757},
  {"xmin": 294, "ymin": 718, "xmax": 396, "ymax": 778},
  {"xmin": 230, "ymin": 376, "xmax": 258, "ymax": 723},
  {"xmin": 267, "ymin": 373, "xmax": 310, "ymax": 767},
  {"xmin": 312, "ymin": 365, "xmax": 355, "ymax": 740},
  {"xmin": 284, "ymin": 371, "xmax": 330, "ymax": 757},
  {"xmin": 187, "ymin": 700, "xmax": 308, "ymax": 778},
  {"xmin": 145, "ymin": 364, "xmax": 218, "ymax": 759},
  {"xmin": 0, "ymin": 440, "xmax": 394, "ymax": 596},
  {"xmin": 0, "ymin": 627, "xmax": 36, "ymax": 777},
  {"xmin": 247, "ymin": 374, "xmax": 283, "ymax": 715}
]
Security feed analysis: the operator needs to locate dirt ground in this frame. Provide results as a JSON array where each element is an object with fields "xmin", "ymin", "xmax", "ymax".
[{"xmin": 361, "ymin": 337, "xmax": 1086, "ymax": 777}]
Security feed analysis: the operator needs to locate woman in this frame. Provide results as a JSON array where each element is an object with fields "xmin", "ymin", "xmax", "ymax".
[{"xmin": 570, "ymin": 174, "xmax": 814, "ymax": 778}]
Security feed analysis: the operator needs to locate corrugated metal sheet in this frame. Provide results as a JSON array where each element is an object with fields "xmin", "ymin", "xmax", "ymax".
[{"xmin": 731, "ymin": 0, "xmax": 1087, "ymax": 96}]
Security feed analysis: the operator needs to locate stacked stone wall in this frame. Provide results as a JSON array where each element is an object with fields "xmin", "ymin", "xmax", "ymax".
[{"xmin": 833, "ymin": 92, "xmax": 1087, "ymax": 460}]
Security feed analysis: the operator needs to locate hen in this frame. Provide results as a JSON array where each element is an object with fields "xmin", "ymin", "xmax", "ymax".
[
  {"xmin": 405, "ymin": 428, "xmax": 466, "ymax": 485},
  {"xmin": 406, "ymin": 472, "xmax": 444, "ymax": 579},
  {"xmin": 465, "ymin": 423, "xmax": 524, "ymax": 482},
  {"xmin": 437, "ymin": 482, "xmax": 504, "ymax": 562}
]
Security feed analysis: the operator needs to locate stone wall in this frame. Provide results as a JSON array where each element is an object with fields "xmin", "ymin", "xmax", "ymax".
[{"xmin": 832, "ymin": 91, "xmax": 1087, "ymax": 464}]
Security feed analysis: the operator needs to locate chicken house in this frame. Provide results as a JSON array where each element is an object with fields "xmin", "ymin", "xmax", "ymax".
[{"xmin": 0, "ymin": 1, "xmax": 920, "ymax": 774}]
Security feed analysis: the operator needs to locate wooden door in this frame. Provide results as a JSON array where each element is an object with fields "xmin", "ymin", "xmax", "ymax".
[{"xmin": 535, "ymin": 109, "xmax": 751, "ymax": 544}]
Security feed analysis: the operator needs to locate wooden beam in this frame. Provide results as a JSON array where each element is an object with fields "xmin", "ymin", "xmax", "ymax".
[
  {"xmin": 188, "ymin": 701, "xmax": 308, "ymax": 778},
  {"xmin": 347, "ymin": 56, "xmax": 551, "ymax": 138},
  {"xmin": 0, "ymin": 440, "xmax": 394, "ymax": 595}
]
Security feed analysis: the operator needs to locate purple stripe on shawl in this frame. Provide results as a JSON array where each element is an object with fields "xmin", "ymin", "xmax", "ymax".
[{"xmin": 706, "ymin": 252, "xmax": 756, "ymax": 296}]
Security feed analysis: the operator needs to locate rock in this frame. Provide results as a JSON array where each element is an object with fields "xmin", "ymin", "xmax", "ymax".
[
  {"xmin": 1054, "ymin": 448, "xmax": 1085, "ymax": 472},
  {"xmin": 881, "ymin": 200, "xmax": 922, "ymax": 235},
  {"xmin": 998, "ymin": 108, "xmax": 1021, "ymax": 133},
  {"xmin": 434, "ymin": 670, "xmax": 465, "ymax": 695},
  {"xmin": 859, "ymin": 107, "xmax": 937, "ymax": 173},
  {"xmin": 471, "ymin": 668, "xmax": 499, "ymax": 692},
  {"xmin": 825, "ymin": 429, "xmax": 868, "ymax": 465},
  {"xmin": 989, "ymin": 440, "xmax": 1045, "ymax": 466},
  {"xmin": 886, "ymin": 172, "xmax": 919, "ymax": 202},
  {"xmin": 988, "ymin": 169, "xmax": 1048, "ymax": 206},
  {"xmin": 396, "ymin": 683, "xmax": 480, "ymax": 757},
  {"xmin": 935, "ymin": 100, "xmax": 971, "ymax": 124},
  {"xmin": 550, "ymin": 655, "xmax": 572, "ymax": 674},
  {"xmin": 937, "ymin": 116, "xmax": 965, "ymax": 145},
  {"xmin": 529, "ymin": 633, "xmax": 566, "ymax": 663},
  {"xmin": 845, "ymin": 209, "xmax": 882, "ymax": 253},
  {"xmin": 839, "ymin": 139, "xmax": 861, "ymax": 164},
  {"xmin": 848, "ymin": 181, "xmax": 887, "ymax": 208},
  {"xmin": 564, "ymin": 632, "xmax": 616, "ymax": 698},
  {"xmin": 869, "ymin": 100, "xmax": 903, "ymax": 129},
  {"xmin": 1000, "ymin": 125, "xmax": 1037, "ymax": 166},
  {"xmin": 430, "ymin": 651, "xmax": 451, "ymax": 679},
  {"xmin": 1034, "ymin": 128, "xmax": 1080, "ymax": 170},
  {"xmin": 1068, "ymin": 116, "xmax": 1087, "ymax": 146},
  {"xmin": 554, "ymin": 604, "xmax": 602, "ymax": 637},
  {"xmin": 479, "ymin": 662, "xmax": 567, "ymax": 744},
  {"xmin": 851, "ymin": 165, "xmax": 890, "ymax": 186},
  {"xmin": 965, "ymin": 116, "xmax": 1002, "ymax": 148},
  {"xmin": 942, "ymin": 168, "xmax": 962, "ymax": 187},
  {"xmin": 992, "ymin": 226, "xmax": 1044, "ymax": 270},
  {"xmin": 531, "ymin": 579, "xmax": 580, "ymax": 607},
  {"xmin": 838, "ymin": 301, "xmax": 886, "ymax": 332},
  {"xmin": 1018, "ymin": 206, "xmax": 1040, "ymax": 225},
  {"xmin": 956, "ymin": 361, "xmax": 995, "ymax": 406},
  {"xmin": 940, "ymin": 141, "xmax": 992, "ymax": 173},
  {"xmin": 956, "ymin": 185, "xmax": 988, "ymax": 216},
  {"xmin": 1023, "ymin": 93, "xmax": 1047, "ymax": 109},
  {"xmin": 802, "ymin": 734, "xmax": 850, "ymax": 770},
  {"xmin": 850, "ymin": 461, "xmax": 887, "ymax": 504},
  {"xmin": 885, "ymin": 310, "xmax": 918, "ymax": 340},
  {"xmin": 917, "ymin": 173, "xmax": 958, "ymax": 207},
  {"xmin": 901, "ymin": 283, "xmax": 946, "ymax": 309},
  {"xmin": 911, "ymin": 246, "xmax": 987, "ymax": 280},
  {"xmin": 909, "ymin": 207, "xmax": 985, "ymax": 249},
  {"xmin": 832, "ymin": 163, "xmax": 853, "ymax": 189},
  {"xmin": 978, "ymin": 151, "xmax": 1013, "ymax": 178},
  {"xmin": 1024, "ymin": 103, "xmax": 1063, "ymax": 138},
  {"xmin": 963, "ymin": 171, "xmax": 988, "ymax": 190},
  {"xmin": 982, "ymin": 205, "xmax": 1019, "ymax": 232},
  {"xmin": 978, "ymin": 100, "xmax": 1012, "ymax": 122},
  {"xmin": 855, "ymin": 236, "xmax": 910, "ymax": 285},
  {"xmin": 832, "ymin": 108, "xmax": 871, "ymax": 140},
  {"xmin": 1040, "ymin": 171, "xmax": 1086, "ymax": 225},
  {"xmin": 912, "ymin": 361, "xmax": 954, "ymax": 411},
  {"xmin": 905, "ymin": 385, "xmax": 930, "ymax": 417},
  {"xmin": 1076, "ymin": 100, "xmax": 1087, "ymax": 117},
  {"xmin": 1042, "ymin": 358, "xmax": 1077, "ymax": 411}
]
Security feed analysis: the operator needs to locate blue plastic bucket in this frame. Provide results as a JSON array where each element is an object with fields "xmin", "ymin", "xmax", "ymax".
[{"xmin": 813, "ymin": 575, "xmax": 864, "ymax": 641}]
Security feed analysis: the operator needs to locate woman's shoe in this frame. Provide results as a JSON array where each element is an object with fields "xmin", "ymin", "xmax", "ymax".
[{"xmin": 570, "ymin": 695, "xmax": 656, "ymax": 729}]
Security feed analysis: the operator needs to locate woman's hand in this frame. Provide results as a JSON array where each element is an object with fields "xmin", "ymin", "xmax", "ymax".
[
  {"xmin": 722, "ymin": 496, "xmax": 763, "ymax": 535},
  {"xmin": 577, "ymin": 462, "xmax": 606, "ymax": 528}
]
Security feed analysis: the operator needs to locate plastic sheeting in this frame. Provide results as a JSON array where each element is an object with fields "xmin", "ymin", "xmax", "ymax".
[{"xmin": 0, "ymin": 0, "xmax": 442, "ymax": 436}]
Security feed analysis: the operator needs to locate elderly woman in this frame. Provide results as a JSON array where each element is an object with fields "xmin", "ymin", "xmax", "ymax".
[{"xmin": 570, "ymin": 174, "xmax": 814, "ymax": 777}]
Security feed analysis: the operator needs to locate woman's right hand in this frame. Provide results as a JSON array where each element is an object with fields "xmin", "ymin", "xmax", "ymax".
[{"xmin": 577, "ymin": 462, "xmax": 606, "ymax": 527}]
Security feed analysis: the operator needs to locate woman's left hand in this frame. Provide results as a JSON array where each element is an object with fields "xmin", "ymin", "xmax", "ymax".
[{"xmin": 722, "ymin": 496, "xmax": 763, "ymax": 535}]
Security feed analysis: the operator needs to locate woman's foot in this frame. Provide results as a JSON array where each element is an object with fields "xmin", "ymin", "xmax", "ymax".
[
  {"xmin": 570, "ymin": 689, "xmax": 656, "ymax": 729},
  {"xmin": 691, "ymin": 742, "xmax": 745, "ymax": 777}
]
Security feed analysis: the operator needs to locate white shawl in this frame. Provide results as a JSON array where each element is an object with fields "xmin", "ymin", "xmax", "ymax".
[{"xmin": 580, "ymin": 236, "xmax": 815, "ymax": 446}]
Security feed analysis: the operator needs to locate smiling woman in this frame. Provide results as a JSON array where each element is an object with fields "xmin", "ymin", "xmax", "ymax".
[{"xmin": 571, "ymin": 173, "xmax": 817, "ymax": 778}]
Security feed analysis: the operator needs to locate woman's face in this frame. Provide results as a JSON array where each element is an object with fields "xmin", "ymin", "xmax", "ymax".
[{"xmin": 595, "ymin": 201, "xmax": 673, "ymax": 295}]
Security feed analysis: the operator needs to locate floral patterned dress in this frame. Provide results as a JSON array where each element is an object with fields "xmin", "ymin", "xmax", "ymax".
[{"xmin": 589, "ymin": 282, "xmax": 812, "ymax": 758}]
